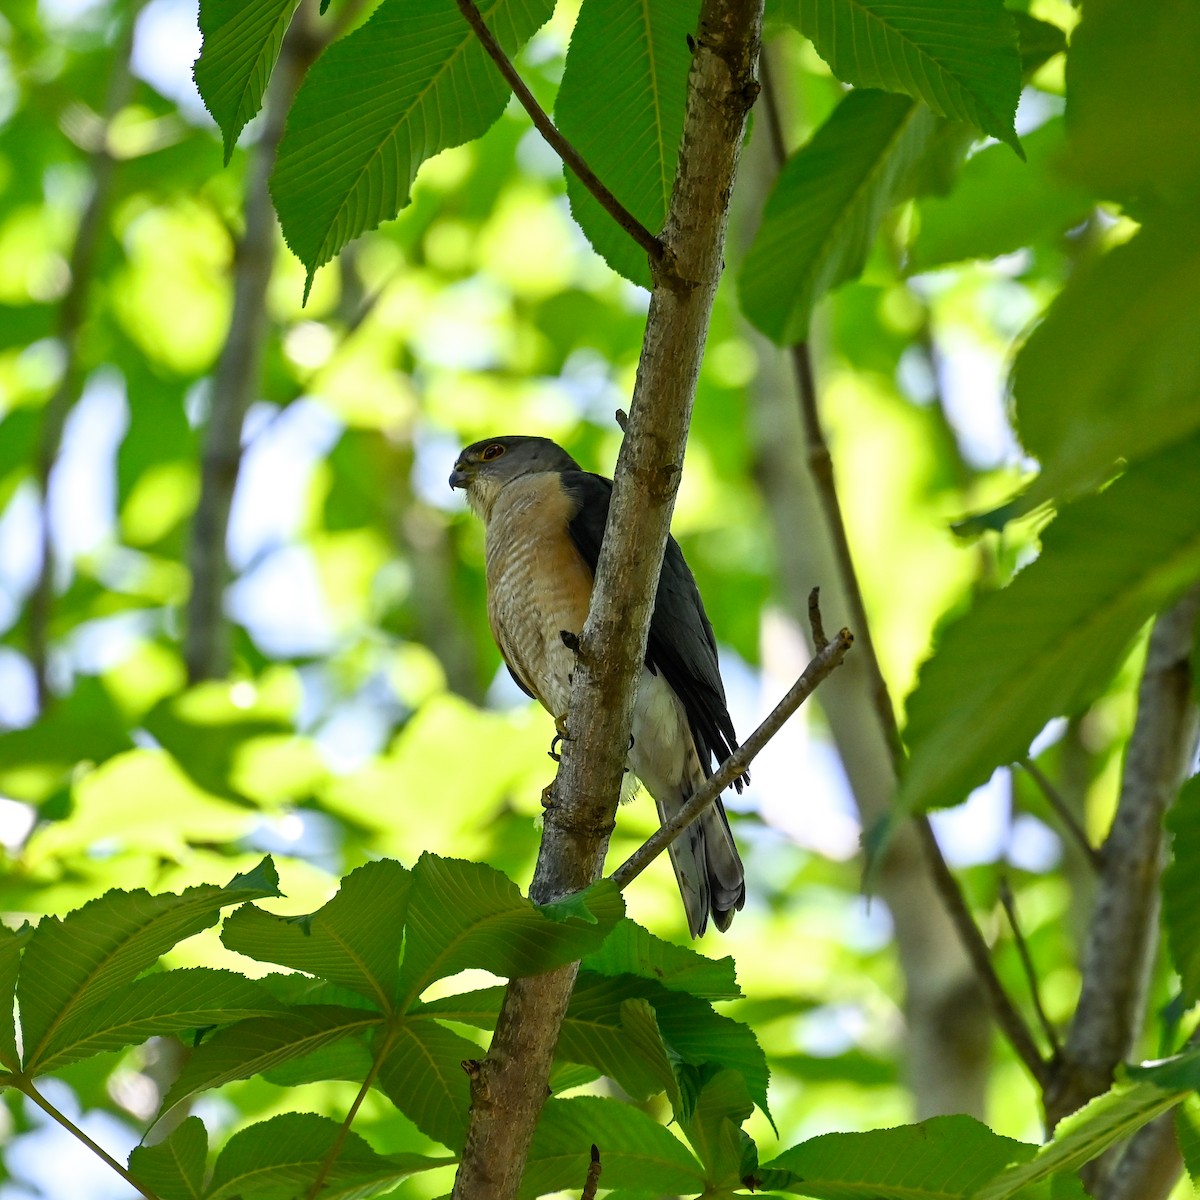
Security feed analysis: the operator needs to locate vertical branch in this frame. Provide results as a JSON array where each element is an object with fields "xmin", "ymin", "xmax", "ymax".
[
  {"xmin": 449, "ymin": 4, "xmax": 764, "ymax": 1198},
  {"xmin": 184, "ymin": 0, "xmax": 328, "ymax": 683},
  {"xmin": 1046, "ymin": 586, "xmax": 1200, "ymax": 1185},
  {"xmin": 28, "ymin": 1, "xmax": 145, "ymax": 711}
]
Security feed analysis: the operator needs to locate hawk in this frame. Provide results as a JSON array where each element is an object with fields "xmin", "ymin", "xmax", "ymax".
[{"xmin": 450, "ymin": 435, "xmax": 746, "ymax": 936}]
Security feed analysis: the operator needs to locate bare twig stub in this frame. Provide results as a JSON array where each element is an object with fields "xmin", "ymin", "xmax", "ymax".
[
  {"xmin": 454, "ymin": 0, "xmax": 662, "ymax": 262},
  {"xmin": 611, "ymin": 625, "xmax": 852, "ymax": 890},
  {"xmin": 449, "ymin": 4, "xmax": 764, "ymax": 1198},
  {"xmin": 1019, "ymin": 757, "xmax": 1103, "ymax": 873},
  {"xmin": 581, "ymin": 1145, "xmax": 602, "ymax": 1200},
  {"xmin": 998, "ymin": 877, "xmax": 1061, "ymax": 1060}
]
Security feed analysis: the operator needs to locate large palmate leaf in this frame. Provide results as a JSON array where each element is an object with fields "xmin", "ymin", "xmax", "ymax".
[
  {"xmin": 898, "ymin": 435, "xmax": 1200, "ymax": 817},
  {"xmin": 396, "ymin": 855, "xmax": 622, "ymax": 1005},
  {"xmin": 17, "ymin": 858, "xmax": 279, "ymax": 1073},
  {"xmin": 1164, "ymin": 777, "xmax": 1200, "ymax": 1005},
  {"xmin": 740, "ymin": 89, "xmax": 940, "ymax": 344},
  {"xmin": 580, "ymin": 917, "xmax": 740, "ymax": 999},
  {"xmin": 272, "ymin": 0, "xmax": 555, "ymax": 295},
  {"xmin": 222, "ymin": 858, "xmax": 411, "ymax": 1010},
  {"xmin": 206, "ymin": 1112, "xmax": 453, "ymax": 1200},
  {"xmin": 0, "ymin": 922, "xmax": 30, "ymax": 1071},
  {"xmin": 34, "ymin": 968, "xmax": 286, "ymax": 1073},
  {"xmin": 1011, "ymin": 211, "xmax": 1200, "ymax": 507},
  {"xmin": 521, "ymin": 1096, "xmax": 705, "ymax": 1200},
  {"xmin": 128, "ymin": 1117, "xmax": 208, "ymax": 1200},
  {"xmin": 782, "ymin": 0, "xmax": 1021, "ymax": 150},
  {"xmin": 194, "ymin": 0, "xmax": 303, "ymax": 162},
  {"xmin": 555, "ymin": 0, "xmax": 697, "ymax": 288},
  {"xmin": 759, "ymin": 1115, "xmax": 1056, "ymax": 1198}
]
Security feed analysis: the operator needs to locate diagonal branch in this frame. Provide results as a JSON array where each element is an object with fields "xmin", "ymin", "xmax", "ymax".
[
  {"xmin": 449, "ymin": 4, "xmax": 763, "ymax": 1197},
  {"xmin": 454, "ymin": 0, "xmax": 662, "ymax": 262},
  {"xmin": 612, "ymin": 622, "xmax": 853, "ymax": 890}
]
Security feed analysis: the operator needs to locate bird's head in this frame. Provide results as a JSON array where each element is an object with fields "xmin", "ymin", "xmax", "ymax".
[{"xmin": 449, "ymin": 436, "xmax": 582, "ymax": 520}]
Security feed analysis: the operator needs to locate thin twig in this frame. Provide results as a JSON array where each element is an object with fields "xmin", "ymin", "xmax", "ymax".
[
  {"xmin": 807, "ymin": 585, "xmax": 827, "ymax": 650},
  {"xmin": 581, "ymin": 1145, "xmax": 602, "ymax": 1200},
  {"xmin": 454, "ymin": 0, "xmax": 662, "ymax": 262},
  {"xmin": 305, "ymin": 1027, "xmax": 396, "ymax": 1200},
  {"xmin": 998, "ymin": 876, "xmax": 1062, "ymax": 1060},
  {"xmin": 611, "ymin": 626, "xmax": 853, "ymax": 891},
  {"xmin": 1019, "ymin": 757, "xmax": 1103, "ymax": 872},
  {"xmin": 15, "ymin": 1078, "xmax": 162, "ymax": 1200},
  {"xmin": 760, "ymin": 52, "xmax": 1047, "ymax": 1087}
]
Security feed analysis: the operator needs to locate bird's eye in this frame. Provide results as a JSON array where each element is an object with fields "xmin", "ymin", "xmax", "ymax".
[{"xmin": 481, "ymin": 443, "xmax": 506, "ymax": 461}]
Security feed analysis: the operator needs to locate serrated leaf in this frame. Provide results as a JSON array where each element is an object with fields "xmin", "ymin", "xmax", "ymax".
[
  {"xmin": 555, "ymin": 0, "xmax": 696, "ymax": 288},
  {"xmin": 162, "ymin": 1005, "xmax": 379, "ymax": 1112},
  {"xmin": 396, "ymin": 855, "xmax": 623, "ymax": 1006},
  {"xmin": 223, "ymin": 859, "xmax": 411, "ymax": 1011},
  {"xmin": 18, "ymin": 859, "xmax": 279, "ymax": 1072},
  {"xmin": 760, "ymin": 1114, "xmax": 1037, "ymax": 1197},
  {"xmin": 1164, "ymin": 777, "xmax": 1200, "ymax": 1004},
  {"xmin": 271, "ymin": 0, "xmax": 555, "ymax": 296},
  {"xmin": 740, "ymin": 89, "xmax": 940, "ymax": 344},
  {"xmin": 580, "ymin": 917, "xmax": 740, "ymax": 999},
  {"xmin": 786, "ymin": 0, "xmax": 1021, "ymax": 150},
  {"xmin": 35, "ymin": 968, "xmax": 286, "ymax": 1073},
  {"xmin": 911, "ymin": 117, "xmax": 1094, "ymax": 271},
  {"xmin": 375, "ymin": 1016, "xmax": 483, "ymax": 1151},
  {"xmin": 522, "ymin": 1096, "xmax": 705, "ymax": 1200},
  {"xmin": 898, "ymin": 436, "xmax": 1200, "ymax": 817},
  {"xmin": 194, "ymin": 0, "xmax": 303, "ymax": 163},
  {"xmin": 975, "ymin": 1082, "xmax": 1183, "ymax": 1200},
  {"xmin": 1176, "ymin": 1094, "xmax": 1200, "ymax": 1188},
  {"xmin": 0, "ymin": 922, "xmax": 31, "ymax": 1070},
  {"xmin": 128, "ymin": 1116, "xmax": 207, "ymax": 1200},
  {"xmin": 1126, "ymin": 1047, "xmax": 1200, "ymax": 1092},
  {"xmin": 1012, "ymin": 211, "xmax": 1200, "ymax": 508},
  {"xmin": 207, "ymin": 1111, "xmax": 452, "ymax": 1200},
  {"xmin": 679, "ymin": 1067, "xmax": 754, "ymax": 1184}
]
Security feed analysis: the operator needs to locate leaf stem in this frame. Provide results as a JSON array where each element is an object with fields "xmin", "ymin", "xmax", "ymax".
[
  {"xmin": 454, "ymin": 0, "xmax": 663, "ymax": 262},
  {"xmin": 12, "ymin": 1077, "xmax": 162, "ymax": 1200},
  {"xmin": 998, "ymin": 875, "xmax": 1062, "ymax": 1060}
]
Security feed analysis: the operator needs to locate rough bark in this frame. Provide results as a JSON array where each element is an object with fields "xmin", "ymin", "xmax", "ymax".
[
  {"xmin": 1045, "ymin": 586, "xmax": 1200, "ymax": 1190},
  {"xmin": 448, "ymin": 4, "xmax": 764, "ymax": 1198}
]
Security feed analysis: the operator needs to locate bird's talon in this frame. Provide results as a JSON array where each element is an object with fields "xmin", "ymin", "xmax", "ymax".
[
  {"xmin": 548, "ymin": 732, "xmax": 563, "ymax": 762},
  {"xmin": 540, "ymin": 783, "xmax": 555, "ymax": 808}
]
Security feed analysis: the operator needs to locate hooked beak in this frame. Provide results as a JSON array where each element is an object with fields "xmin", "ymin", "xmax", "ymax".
[{"xmin": 449, "ymin": 463, "xmax": 472, "ymax": 490}]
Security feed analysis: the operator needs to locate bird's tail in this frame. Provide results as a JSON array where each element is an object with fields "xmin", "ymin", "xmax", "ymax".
[{"xmin": 658, "ymin": 788, "xmax": 745, "ymax": 938}]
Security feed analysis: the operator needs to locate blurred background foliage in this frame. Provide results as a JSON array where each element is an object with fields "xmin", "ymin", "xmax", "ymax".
[{"xmin": 0, "ymin": 0, "xmax": 1186, "ymax": 1194}]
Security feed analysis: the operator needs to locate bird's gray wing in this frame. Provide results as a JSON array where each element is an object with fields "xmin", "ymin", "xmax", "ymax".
[{"xmin": 562, "ymin": 469, "xmax": 747, "ymax": 790}]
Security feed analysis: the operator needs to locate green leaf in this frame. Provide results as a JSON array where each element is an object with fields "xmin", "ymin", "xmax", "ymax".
[
  {"xmin": 0, "ymin": 922, "xmax": 30, "ymax": 1071},
  {"xmin": 17, "ymin": 859, "xmax": 279, "ymax": 1073},
  {"xmin": 162, "ymin": 1005, "xmax": 380, "ymax": 1111},
  {"xmin": 1011, "ymin": 13, "xmax": 1067, "ymax": 76},
  {"xmin": 898, "ymin": 436, "xmax": 1200, "ymax": 816},
  {"xmin": 910, "ymin": 118, "xmax": 1094, "ymax": 271},
  {"xmin": 580, "ymin": 917, "xmax": 741, "ymax": 999},
  {"xmin": 222, "ymin": 859, "xmax": 411, "ymax": 1011},
  {"xmin": 521, "ymin": 1096, "xmax": 705, "ymax": 1200},
  {"xmin": 1164, "ymin": 777, "xmax": 1200, "ymax": 1005},
  {"xmin": 786, "ymin": 0, "xmax": 1021, "ymax": 150},
  {"xmin": 1126, "ymin": 1047, "xmax": 1200, "ymax": 1091},
  {"xmin": 271, "ymin": 0, "xmax": 555, "ymax": 296},
  {"xmin": 740, "ymin": 89, "xmax": 940, "ymax": 344},
  {"xmin": 193, "ymin": 0, "xmax": 303, "ymax": 163},
  {"xmin": 678, "ymin": 1067, "xmax": 754, "ymax": 1185},
  {"xmin": 975, "ymin": 1081, "xmax": 1184, "ymax": 1199},
  {"xmin": 760, "ymin": 1114, "xmax": 1037, "ymax": 1197},
  {"xmin": 375, "ymin": 1016, "xmax": 484, "ymax": 1151},
  {"xmin": 128, "ymin": 1116, "xmax": 207, "ymax": 1200},
  {"xmin": 34, "ymin": 968, "xmax": 286, "ymax": 1073},
  {"xmin": 396, "ymin": 855, "xmax": 623, "ymax": 1005},
  {"xmin": 555, "ymin": 0, "xmax": 697, "ymax": 288},
  {"xmin": 207, "ymin": 1112, "xmax": 453, "ymax": 1200},
  {"xmin": 1064, "ymin": 0, "xmax": 1200, "ymax": 208},
  {"xmin": 1176, "ymin": 1093, "xmax": 1200, "ymax": 1189},
  {"xmin": 1012, "ymin": 211, "xmax": 1200, "ymax": 507}
]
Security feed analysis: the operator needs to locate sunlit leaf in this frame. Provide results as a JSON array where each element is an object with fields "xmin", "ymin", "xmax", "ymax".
[
  {"xmin": 0, "ymin": 923, "xmax": 31, "ymax": 1071},
  {"xmin": 396, "ymin": 855, "xmax": 623, "ymax": 1005},
  {"xmin": 194, "ymin": 0, "xmax": 303, "ymax": 163},
  {"xmin": 783, "ymin": 0, "xmax": 1022, "ymax": 150},
  {"xmin": 1164, "ymin": 777, "xmax": 1200, "ymax": 1005},
  {"xmin": 18, "ymin": 859, "xmax": 280, "ymax": 1073},
  {"xmin": 555, "ymin": 0, "xmax": 697, "ymax": 288},
  {"xmin": 222, "ymin": 859, "xmax": 411, "ymax": 1010},
  {"xmin": 128, "ymin": 1116, "xmax": 207, "ymax": 1200},
  {"xmin": 740, "ymin": 89, "xmax": 940, "ymax": 343},
  {"xmin": 580, "ymin": 917, "xmax": 740, "ymax": 999},
  {"xmin": 207, "ymin": 1112, "xmax": 453, "ymax": 1200},
  {"xmin": 271, "ymin": 0, "xmax": 555, "ymax": 295},
  {"xmin": 899, "ymin": 436, "xmax": 1200, "ymax": 816},
  {"xmin": 677, "ymin": 1067, "xmax": 753, "ymax": 1185}
]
